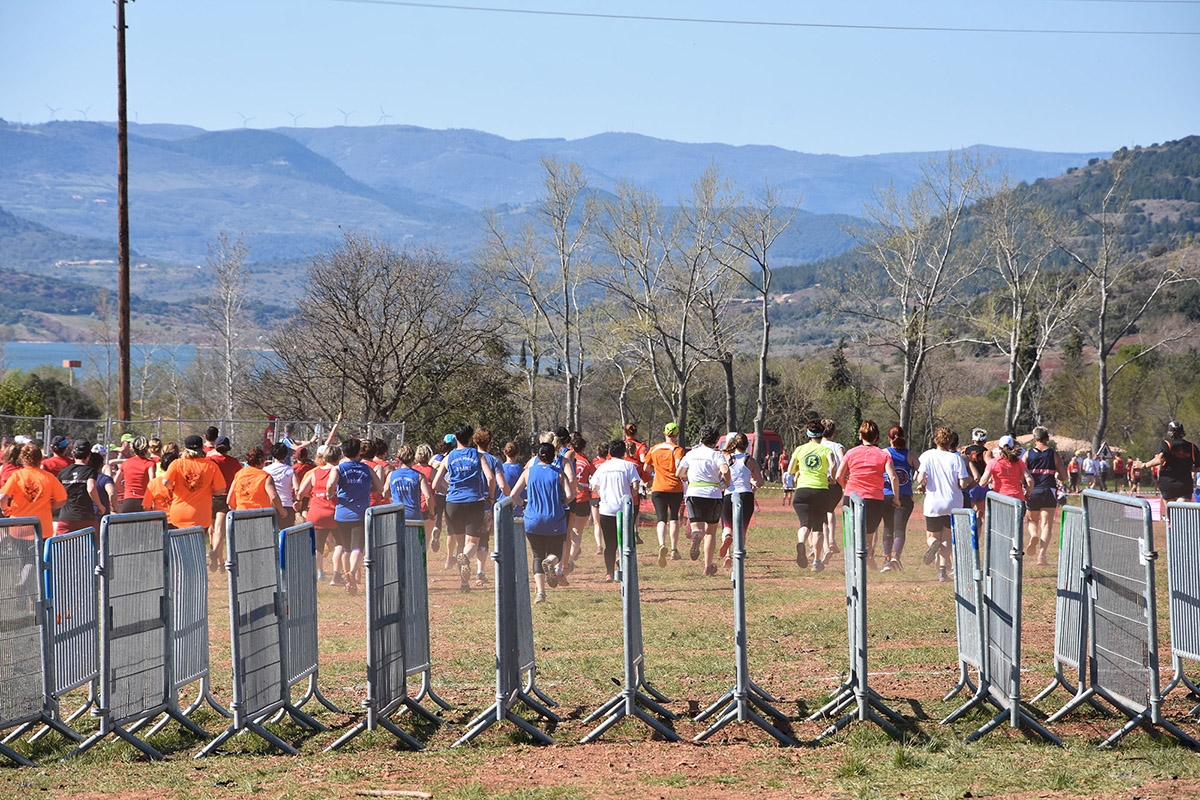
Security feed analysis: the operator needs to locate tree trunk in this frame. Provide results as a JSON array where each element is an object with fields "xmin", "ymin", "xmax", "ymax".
[
  {"xmin": 753, "ymin": 311, "xmax": 770, "ymax": 462},
  {"xmin": 722, "ymin": 353, "xmax": 736, "ymax": 434}
]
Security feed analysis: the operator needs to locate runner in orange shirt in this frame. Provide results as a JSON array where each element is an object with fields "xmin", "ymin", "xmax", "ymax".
[
  {"xmin": 645, "ymin": 422, "xmax": 685, "ymax": 566},
  {"xmin": 0, "ymin": 443, "xmax": 68, "ymax": 540},
  {"xmin": 227, "ymin": 446, "xmax": 283, "ymax": 515},
  {"xmin": 163, "ymin": 435, "xmax": 227, "ymax": 531}
]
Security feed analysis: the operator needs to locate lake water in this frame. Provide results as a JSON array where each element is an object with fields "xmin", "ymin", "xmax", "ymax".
[{"xmin": 0, "ymin": 342, "xmax": 199, "ymax": 376}]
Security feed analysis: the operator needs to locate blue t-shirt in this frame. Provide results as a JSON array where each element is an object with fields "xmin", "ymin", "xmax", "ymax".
[
  {"xmin": 501, "ymin": 461, "xmax": 525, "ymax": 506},
  {"xmin": 523, "ymin": 462, "xmax": 566, "ymax": 537},
  {"xmin": 334, "ymin": 460, "xmax": 374, "ymax": 522},
  {"xmin": 444, "ymin": 447, "xmax": 485, "ymax": 504},
  {"xmin": 388, "ymin": 466, "xmax": 424, "ymax": 522},
  {"xmin": 480, "ymin": 451, "xmax": 503, "ymax": 506},
  {"xmin": 883, "ymin": 447, "xmax": 913, "ymax": 497}
]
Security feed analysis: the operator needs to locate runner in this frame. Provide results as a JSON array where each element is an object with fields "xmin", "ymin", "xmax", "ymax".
[
  {"xmin": 114, "ymin": 435, "xmax": 156, "ymax": 514},
  {"xmin": 500, "ymin": 442, "xmax": 525, "ymax": 518},
  {"xmin": 1143, "ymin": 421, "xmax": 1200, "ymax": 520},
  {"xmin": 265, "ymin": 442, "xmax": 299, "ymax": 528},
  {"xmin": 89, "ymin": 446, "xmax": 115, "ymax": 519},
  {"xmin": 1023, "ymin": 427, "xmax": 1067, "ymax": 565},
  {"xmin": 835, "ymin": 420, "xmax": 901, "ymax": 573},
  {"xmin": 431, "ymin": 425, "xmax": 495, "ymax": 592},
  {"xmin": 508, "ymin": 442, "xmax": 574, "ymax": 603},
  {"xmin": 719, "ymin": 432, "xmax": 762, "ymax": 570},
  {"xmin": 677, "ymin": 424, "xmax": 731, "ymax": 577},
  {"xmin": 432, "ymin": 435, "xmax": 455, "ymax": 570},
  {"xmin": 413, "ymin": 443, "xmax": 440, "ymax": 553},
  {"xmin": 981, "ymin": 435, "xmax": 1032, "ymax": 502},
  {"xmin": 326, "ymin": 437, "xmax": 381, "ymax": 596},
  {"xmin": 1067, "ymin": 450, "xmax": 1082, "ymax": 493},
  {"xmin": 645, "ymin": 422, "xmax": 685, "ymax": 567},
  {"xmin": 819, "ymin": 419, "xmax": 845, "ymax": 562},
  {"xmin": 564, "ymin": 435, "xmax": 595, "ymax": 581},
  {"xmin": 143, "ymin": 451, "xmax": 176, "ymax": 513},
  {"xmin": 205, "ymin": 435, "xmax": 243, "ymax": 571},
  {"xmin": 474, "ymin": 428, "xmax": 511, "ymax": 587},
  {"xmin": 292, "ymin": 447, "xmax": 316, "ymax": 521},
  {"xmin": 42, "ymin": 435, "xmax": 71, "ymax": 477},
  {"xmin": 622, "ymin": 423, "xmax": 649, "ymax": 544},
  {"xmin": 56, "ymin": 439, "xmax": 103, "ymax": 535},
  {"xmin": 0, "ymin": 443, "xmax": 66, "ymax": 584},
  {"xmin": 589, "ymin": 439, "xmax": 642, "ymax": 583},
  {"xmin": 789, "ymin": 420, "xmax": 833, "ymax": 571},
  {"xmin": 297, "ymin": 444, "xmax": 341, "ymax": 583},
  {"xmin": 963, "ymin": 428, "xmax": 991, "ymax": 523},
  {"xmin": 163, "ymin": 435, "xmax": 227, "ymax": 537},
  {"xmin": 227, "ymin": 446, "xmax": 284, "ymax": 515},
  {"xmin": 916, "ymin": 427, "xmax": 971, "ymax": 583},
  {"xmin": 387, "ymin": 444, "xmax": 435, "ymax": 542},
  {"xmin": 880, "ymin": 425, "xmax": 918, "ymax": 572},
  {"xmin": 590, "ymin": 441, "xmax": 609, "ymax": 557},
  {"xmin": 781, "ymin": 469, "xmax": 795, "ymax": 505}
]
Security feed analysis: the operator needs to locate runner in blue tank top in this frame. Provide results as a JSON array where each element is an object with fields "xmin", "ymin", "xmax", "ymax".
[
  {"xmin": 387, "ymin": 444, "xmax": 434, "ymax": 533},
  {"xmin": 508, "ymin": 442, "xmax": 575, "ymax": 603},
  {"xmin": 325, "ymin": 436, "xmax": 383, "ymax": 595},
  {"xmin": 432, "ymin": 424, "xmax": 495, "ymax": 591},
  {"xmin": 879, "ymin": 425, "xmax": 918, "ymax": 572}
]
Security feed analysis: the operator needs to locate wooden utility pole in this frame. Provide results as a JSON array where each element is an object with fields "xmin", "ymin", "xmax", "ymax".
[{"xmin": 116, "ymin": 0, "xmax": 132, "ymax": 423}]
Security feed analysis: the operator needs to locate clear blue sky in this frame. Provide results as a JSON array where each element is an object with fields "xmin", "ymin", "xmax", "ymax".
[{"xmin": 3, "ymin": 0, "xmax": 1198, "ymax": 156}]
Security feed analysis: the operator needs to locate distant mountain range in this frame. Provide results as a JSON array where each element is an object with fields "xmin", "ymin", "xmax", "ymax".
[{"xmin": 0, "ymin": 120, "xmax": 1107, "ymax": 275}]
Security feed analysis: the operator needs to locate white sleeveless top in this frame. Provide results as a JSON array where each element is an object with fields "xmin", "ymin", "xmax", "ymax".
[{"xmin": 725, "ymin": 453, "xmax": 755, "ymax": 494}]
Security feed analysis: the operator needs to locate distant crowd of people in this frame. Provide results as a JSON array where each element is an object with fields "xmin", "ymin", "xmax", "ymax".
[{"xmin": 0, "ymin": 415, "xmax": 1195, "ymax": 602}]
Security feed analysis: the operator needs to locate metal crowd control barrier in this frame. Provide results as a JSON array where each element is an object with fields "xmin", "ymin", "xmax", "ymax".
[
  {"xmin": 962, "ymin": 493, "xmax": 1060, "ymax": 744},
  {"xmin": 581, "ymin": 496, "xmax": 679, "ymax": 743},
  {"xmin": 277, "ymin": 522, "xmax": 343, "ymax": 718},
  {"xmin": 0, "ymin": 519, "xmax": 79, "ymax": 765},
  {"xmin": 1070, "ymin": 491, "xmax": 1197, "ymax": 748},
  {"xmin": 1163, "ymin": 501, "xmax": 1200, "ymax": 712},
  {"xmin": 163, "ymin": 527, "xmax": 229, "ymax": 723},
  {"xmin": 198, "ymin": 509, "xmax": 326, "ymax": 757},
  {"xmin": 453, "ymin": 498, "xmax": 560, "ymax": 746},
  {"xmin": 326, "ymin": 506, "xmax": 437, "ymax": 751},
  {"xmin": 401, "ymin": 520, "xmax": 452, "ymax": 715},
  {"xmin": 26, "ymin": 526, "xmax": 100, "ymax": 744},
  {"xmin": 1039, "ymin": 506, "xmax": 1110, "ymax": 720},
  {"xmin": 695, "ymin": 492, "xmax": 793, "ymax": 744},
  {"xmin": 810, "ymin": 493, "xmax": 905, "ymax": 742},
  {"xmin": 69, "ymin": 513, "xmax": 209, "ymax": 759},
  {"xmin": 942, "ymin": 509, "xmax": 985, "ymax": 719}
]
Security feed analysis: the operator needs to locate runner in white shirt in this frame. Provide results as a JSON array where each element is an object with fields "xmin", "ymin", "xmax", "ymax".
[
  {"xmin": 589, "ymin": 439, "xmax": 642, "ymax": 583},
  {"xmin": 915, "ymin": 426, "xmax": 972, "ymax": 583},
  {"xmin": 676, "ymin": 424, "xmax": 731, "ymax": 577}
]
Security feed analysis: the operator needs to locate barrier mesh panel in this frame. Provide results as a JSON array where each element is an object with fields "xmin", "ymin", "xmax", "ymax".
[
  {"xmin": 231, "ymin": 512, "xmax": 283, "ymax": 719},
  {"xmin": 951, "ymin": 509, "xmax": 981, "ymax": 671},
  {"xmin": 0, "ymin": 520, "xmax": 44, "ymax": 726},
  {"xmin": 1085, "ymin": 493, "xmax": 1152, "ymax": 711},
  {"xmin": 280, "ymin": 524, "xmax": 320, "ymax": 687},
  {"xmin": 367, "ymin": 508, "xmax": 407, "ymax": 713},
  {"xmin": 402, "ymin": 522, "xmax": 431, "ymax": 676},
  {"xmin": 103, "ymin": 515, "xmax": 169, "ymax": 724},
  {"xmin": 169, "ymin": 528, "xmax": 210, "ymax": 690},
  {"xmin": 1167, "ymin": 503, "xmax": 1200, "ymax": 663},
  {"xmin": 984, "ymin": 494, "xmax": 1023, "ymax": 706},
  {"xmin": 513, "ymin": 514, "xmax": 535, "ymax": 674},
  {"xmin": 1055, "ymin": 506, "xmax": 1087, "ymax": 672},
  {"xmin": 45, "ymin": 529, "xmax": 98, "ymax": 695}
]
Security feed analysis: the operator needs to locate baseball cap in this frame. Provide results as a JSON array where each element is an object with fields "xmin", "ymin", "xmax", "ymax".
[
  {"xmin": 14, "ymin": 435, "xmax": 31, "ymax": 445},
  {"xmin": 1167, "ymin": 421, "xmax": 1185, "ymax": 438},
  {"xmin": 971, "ymin": 428, "xmax": 987, "ymax": 443},
  {"xmin": 664, "ymin": 422, "xmax": 680, "ymax": 436},
  {"xmin": 997, "ymin": 434, "xmax": 1016, "ymax": 449},
  {"xmin": 184, "ymin": 434, "xmax": 204, "ymax": 451},
  {"xmin": 120, "ymin": 433, "xmax": 135, "ymax": 443},
  {"xmin": 214, "ymin": 435, "xmax": 231, "ymax": 449},
  {"xmin": 443, "ymin": 433, "xmax": 456, "ymax": 445},
  {"xmin": 50, "ymin": 435, "xmax": 70, "ymax": 451},
  {"xmin": 72, "ymin": 439, "xmax": 91, "ymax": 457},
  {"xmin": 91, "ymin": 443, "xmax": 108, "ymax": 455}
]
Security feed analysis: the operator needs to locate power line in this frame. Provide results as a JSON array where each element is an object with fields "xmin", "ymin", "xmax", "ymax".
[{"xmin": 328, "ymin": 0, "xmax": 1200, "ymax": 36}]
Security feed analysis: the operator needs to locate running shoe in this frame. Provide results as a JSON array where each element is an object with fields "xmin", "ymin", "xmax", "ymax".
[
  {"xmin": 827, "ymin": 540, "xmax": 840, "ymax": 555},
  {"xmin": 330, "ymin": 572, "xmax": 346, "ymax": 587},
  {"xmin": 922, "ymin": 540, "xmax": 941, "ymax": 565},
  {"xmin": 938, "ymin": 568, "xmax": 950, "ymax": 583},
  {"xmin": 534, "ymin": 591, "xmax": 546, "ymax": 604},
  {"xmin": 346, "ymin": 573, "xmax": 358, "ymax": 596},
  {"xmin": 812, "ymin": 559, "xmax": 824, "ymax": 573},
  {"xmin": 543, "ymin": 555, "xmax": 559, "ymax": 587},
  {"xmin": 704, "ymin": 564, "xmax": 718, "ymax": 577},
  {"xmin": 557, "ymin": 572, "xmax": 569, "ymax": 587},
  {"xmin": 635, "ymin": 534, "xmax": 644, "ymax": 545},
  {"xmin": 604, "ymin": 573, "xmax": 614, "ymax": 583},
  {"xmin": 431, "ymin": 531, "xmax": 441, "ymax": 553},
  {"xmin": 880, "ymin": 560, "xmax": 893, "ymax": 573},
  {"xmin": 689, "ymin": 533, "xmax": 701, "ymax": 561},
  {"xmin": 722, "ymin": 554, "xmax": 732, "ymax": 570},
  {"xmin": 658, "ymin": 545, "xmax": 668, "ymax": 568},
  {"xmin": 795, "ymin": 542, "xmax": 808, "ymax": 569},
  {"xmin": 890, "ymin": 558, "xmax": 903, "ymax": 572},
  {"xmin": 476, "ymin": 571, "xmax": 488, "ymax": 584},
  {"xmin": 718, "ymin": 535, "xmax": 732, "ymax": 561},
  {"xmin": 671, "ymin": 549, "xmax": 681, "ymax": 561},
  {"xmin": 564, "ymin": 560, "xmax": 576, "ymax": 575},
  {"xmin": 456, "ymin": 553, "xmax": 471, "ymax": 589}
]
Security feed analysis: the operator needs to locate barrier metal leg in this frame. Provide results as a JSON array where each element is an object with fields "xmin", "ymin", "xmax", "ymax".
[
  {"xmin": 411, "ymin": 670, "xmax": 453, "ymax": 712},
  {"xmin": 942, "ymin": 680, "xmax": 991, "ymax": 725},
  {"xmin": 944, "ymin": 661, "xmax": 977, "ymax": 702},
  {"xmin": 0, "ymin": 741, "xmax": 34, "ymax": 767}
]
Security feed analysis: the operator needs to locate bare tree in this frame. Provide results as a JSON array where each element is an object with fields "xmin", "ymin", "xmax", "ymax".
[
  {"xmin": 595, "ymin": 167, "xmax": 732, "ymax": 433},
  {"xmin": 831, "ymin": 150, "xmax": 990, "ymax": 432},
  {"xmin": 482, "ymin": 157, "xmax": 595, "ymax": 431},
  {"xmin": 1052, "ymin": 159, "xmax": 1200, "ymax": 451},
  {"xmin": 259, "ymin": 232, "xmax": 492, "ymax": 423},
  {"xmin": 969, "ymin": 182, "xmax": 1084, "ymax": 434},
  {"xmin": 198, "ymin": 232, "xmax": 249, "ymax": 423},
  {"xmin": 720, "ymin": 182, "xmax": 796, "ymax": 459}
]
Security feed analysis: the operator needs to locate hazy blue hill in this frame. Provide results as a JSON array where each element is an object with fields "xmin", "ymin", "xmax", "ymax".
[{"xmin": 0, "ymin": 203, "xmax": 126, "ymax": 269}]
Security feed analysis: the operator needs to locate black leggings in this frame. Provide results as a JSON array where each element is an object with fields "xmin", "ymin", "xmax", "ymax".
[
  {"xmin": 598, "ymin": 514, "xmax": 619, "ymax": 575},
  {"xmin": 880, "ymin": 495, "xmax": 914, "ymax": 558},
  {"xmin": 527, "ymin": 533, "xmax": 565, "ymax": 574}
]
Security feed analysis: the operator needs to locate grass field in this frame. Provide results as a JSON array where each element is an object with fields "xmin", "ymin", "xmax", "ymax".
[{"xmin": 2, "ymin": 489, "xmax": 1199, "ymax": 799}]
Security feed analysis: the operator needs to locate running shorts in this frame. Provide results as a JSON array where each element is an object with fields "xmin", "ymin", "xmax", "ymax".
[{"xmin": 652, "ymin": 490, "xmax": 684, "ymax": 522}]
